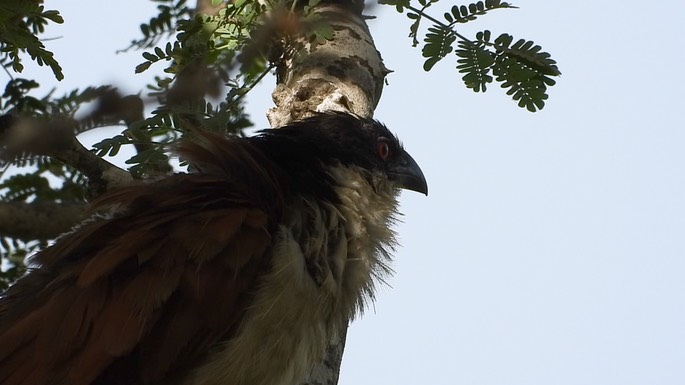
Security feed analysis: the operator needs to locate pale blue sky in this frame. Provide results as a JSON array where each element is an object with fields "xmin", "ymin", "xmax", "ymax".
[{"xmin": 15, "ymin": 1, "xmax": 685, "ymax": 384}]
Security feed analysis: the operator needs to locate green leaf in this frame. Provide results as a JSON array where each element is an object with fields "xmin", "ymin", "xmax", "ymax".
[
  {"xmin": 449, "ymin": 1, "xmax": 516, "ymax": 24},
  {"xmin": 142, "ymin": 51, "xmax": 158, "ymax": 61},
  {"xmin": 41, "ymin": 10, "xmax": 64, "ymax": 24},
  {"xmin": 493, "ymin": 33, "xmax": 560, "ymax": 76},
  {"xmin": 492, "ymin": 54, "xmax": 549, "ymax": 112},
  {"xmin": 476, "ymin": 30, "xmax": 492, "ymax": 42},
  {"xmin": 422, "ymin": 25, "xmax": 456, "ymax": 71},
  {"xmin": 378, "ymin": 0, "xmax": 411, "ymax": 12},
  {"xmin": 92, "ymin": 135, "xmax": 129, "ymax": 157},
  {"xmin": 135, "ymin": 61, "xmax": 152, "ymax": 73},
  {"xmin": 126, "ymin": 148, "xmax": 170, "ymax": 178},
  {"xmin": 455, "ymin": 40, "xmax": 495, "ymax": 92},
  {"xmin": 0, "ymin": 5, "xmax": 65, "ymax": 80}
]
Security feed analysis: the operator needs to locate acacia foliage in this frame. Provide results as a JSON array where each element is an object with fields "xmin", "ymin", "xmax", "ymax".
[
  {"xmin": 380, "ymin": 0, "xmax": 560, "ymax": 112},
  {"xmin": 0, "ymin": 2, "xmax": 64, "ymax": 80}
]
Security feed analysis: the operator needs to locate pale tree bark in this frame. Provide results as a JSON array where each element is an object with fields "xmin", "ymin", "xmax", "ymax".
[
  {"xmin": 269, "ymin": 2, "xmax": 389, "ymax": 384},
  {"xmin": 268, "ymin": 1, "xmax": 388, "ymax": 127}
]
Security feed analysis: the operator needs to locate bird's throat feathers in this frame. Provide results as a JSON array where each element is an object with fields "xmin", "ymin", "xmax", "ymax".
[
  {"xmin": 173, "ymin": 126, "xmax": 402, "ymax": 385},
  {"xmin": 182, "ymin": 127, "xmax": 402, "ymax": 301}
]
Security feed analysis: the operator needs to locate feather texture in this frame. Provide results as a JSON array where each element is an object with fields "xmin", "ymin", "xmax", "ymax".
[
  {"xmin": 0, "ymin": 113, "xmax": 423, "ymax": 385},
  {"xmin": 0, "ymin": 133, "xmax": 278, "ymax": 385}
]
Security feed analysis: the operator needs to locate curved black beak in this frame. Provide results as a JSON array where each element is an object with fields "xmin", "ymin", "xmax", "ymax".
[{"xmin": 388, "ymin": 150, "xmax": 428, "ymax": 195}]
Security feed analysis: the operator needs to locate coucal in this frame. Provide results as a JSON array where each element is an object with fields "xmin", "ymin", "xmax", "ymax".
[{"xmin": 0, "ymin": 112, "xmax": 427, "ymax": 385}]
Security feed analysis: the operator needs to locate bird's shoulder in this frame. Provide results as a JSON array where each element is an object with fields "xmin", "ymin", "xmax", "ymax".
[{"xmin": 0, "ymin": 132, "xmax": 288, "ymax": 385}]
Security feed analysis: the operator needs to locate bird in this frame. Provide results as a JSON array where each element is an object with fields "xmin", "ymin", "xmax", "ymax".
[{"xmin": 0, "ymin": 112, "xmax": 427, "ymax": 385}]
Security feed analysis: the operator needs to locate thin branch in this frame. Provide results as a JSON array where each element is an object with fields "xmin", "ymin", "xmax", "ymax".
[
  {"xmin": 0, "ymin": 201, "xmax": 84, "ymax": 241},
  {"xmin": 58, "ymin": 134, "xmax": 134, "ymax": 197},
  {"xmin": 406, "ymin": 5, "xmax": 473, "ymax": 43},
  {"xmin": 1, "ymin": 116, "xmax": 134, "ymax": 198},
  {"xmin": 1, "ymin": 64, "xmax": 15, "ymax": 81},
  {"xmin": 79, "ymin": 91, "xmax": 173, "ymax": 177},
  {"xmin": 230, "ymin": 64, "xmax": 274, "ymax": 108}
]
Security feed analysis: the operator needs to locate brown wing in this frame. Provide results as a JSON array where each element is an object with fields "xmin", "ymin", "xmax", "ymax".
[{"xmin": 0, "ymin": 135, "xmax": 285, "ymax": 385}]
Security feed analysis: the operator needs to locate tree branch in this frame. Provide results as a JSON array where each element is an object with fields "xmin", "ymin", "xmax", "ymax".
[
  {"xmin": 79, "ymin": 90, "xmax": 174, "ymax": 178},
  {"xmin": 0, "ymin": 201, "xmax": 84, "ymax": 241},
  {"xmin": 1, "ymin": 116, "xmax": 134, "ymax": 198},
  {"xmin": 268, "ymin": 1, "xmax": 389, "ymax": 126},
  {"xmin": 270, "ymin": 1, "xmax": 388, "ymax": 384}
]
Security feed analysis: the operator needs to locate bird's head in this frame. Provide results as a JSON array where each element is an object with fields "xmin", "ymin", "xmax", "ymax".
[{"xmin": 254, "ymin": 113, "xmax": 428, "ymax": 199}]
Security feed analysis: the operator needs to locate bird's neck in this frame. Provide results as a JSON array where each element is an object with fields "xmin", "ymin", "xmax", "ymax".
[{"xmin": 288, "ymin": 165, "xmax": 400, "ymax": 319}]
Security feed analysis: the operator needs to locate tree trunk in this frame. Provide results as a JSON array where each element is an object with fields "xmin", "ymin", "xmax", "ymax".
[
  {"xmin": 269, "ymin": 2, "xmax": 389, "ymax": 384},
  {"xmin": 269, "ymin": 1, "xmax": 388, "ymax": 126}
]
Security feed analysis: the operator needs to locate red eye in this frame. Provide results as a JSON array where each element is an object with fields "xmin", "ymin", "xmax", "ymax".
[{"xmin": 377, "ymin": 139, "xmax": 390, "ymax": 160}]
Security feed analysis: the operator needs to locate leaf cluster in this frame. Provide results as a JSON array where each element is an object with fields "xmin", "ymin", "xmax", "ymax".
[
  {"xmin": 126, "ymin": 0, "xmax": 336, "ymax": 177},
  {"xmin": 135, "ymin": 0, "xmax": 267, "ymax": 77},
  {"xmin": 454, "ymin": 30, "xmax": 559, "ymax": 111},
  {"xmin": 0, "ymin": 80, "xmax": 118, "ymax": 273},
  {"xmin": 121, "ymin": 0, "xmax": 192, "ymax": 52},
  {"xmin": 0, "ymin": 1, "xmax": 64, "ymax": 80},
  {"xmin": 0, "ymin": 239, "xmax": 29, "ymax": 290},
  {"xmin": 0, "ymin": 161, "xmax": 85, "ymax": 203},
  {"xmin": 0, "ymin": 0, "xmax": 275, "ymax": 270},
  {"xmin": 0, "ymin": 154, "xmax": 84, "ymax": 286},
  {"xmin": 114, "ymin": 0, "xmax": 282, "ymax": 179},
  {"xmin": 380, "ymin": 0, "xmax": 560, "ymax": 111}
]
